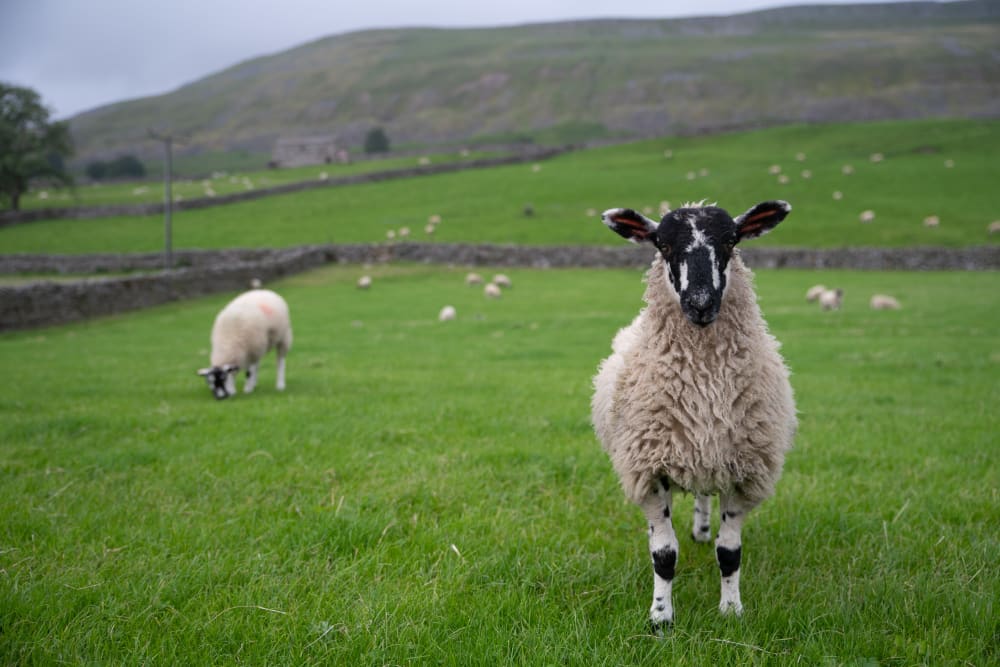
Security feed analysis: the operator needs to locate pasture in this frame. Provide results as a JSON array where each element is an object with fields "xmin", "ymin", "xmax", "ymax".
[
  {"xmin": 1, "ymin": 264, "xmax": 996, "ymax": 665},
  {"xmin": 3, "ymin": 119, "xmax": 999, "ymax": 254}
]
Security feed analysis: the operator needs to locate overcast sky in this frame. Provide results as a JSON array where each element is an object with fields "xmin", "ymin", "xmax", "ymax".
[{"xmin": 1, "ymin": 0, "xmax": 917, "ymax": 119}]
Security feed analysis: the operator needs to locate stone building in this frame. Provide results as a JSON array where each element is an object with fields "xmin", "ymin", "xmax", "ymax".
[{"xmin": 271, "ymin": 136, "xmax": 347, "ymax": 167}]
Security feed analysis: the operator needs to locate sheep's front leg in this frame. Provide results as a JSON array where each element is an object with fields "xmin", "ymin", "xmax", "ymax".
[
  {"xmin": 692, "ymin": 494, "xmax": 712, "ymax": 542},
  {"xmin": 244, "ymin": 362, "xmax": 260, "ymax": 393},
  {"xmin": 640, "ymin": 477, "xmax": 677, "ymax": 632},
  {"xmin": 717, "ymin": 494, "xmax": 748, "ymax": 615}
]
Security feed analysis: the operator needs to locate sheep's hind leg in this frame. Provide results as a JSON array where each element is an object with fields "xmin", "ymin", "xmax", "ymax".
[
  {"xmin": 275, "ymin": 344, "xmax": 287, "ymax": 391},
  {"xmin": 692, "ymin": 494, "xmax": 712, "ymax": 542},
  {"xmin": 717, "ymin": 494, "xmax": 749, "ymax": 616},
  {"xmin": 640, "ymin": 477, "xmax": 678, "ymax": 633}
]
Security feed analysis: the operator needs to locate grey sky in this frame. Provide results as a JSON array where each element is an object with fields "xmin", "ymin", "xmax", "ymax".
[{"xmin": 1, "ymin": 0, "xmax": 916, "ymax": 119}]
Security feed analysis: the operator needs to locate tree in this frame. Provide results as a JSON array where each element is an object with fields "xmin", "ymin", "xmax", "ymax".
[
  {"xmin": 363, "ymin": 127, "xmax": 390, "ymax": 154},
  {"xmin": 0, "ymin": 82, "xmax": 74, "ymax": 211}
]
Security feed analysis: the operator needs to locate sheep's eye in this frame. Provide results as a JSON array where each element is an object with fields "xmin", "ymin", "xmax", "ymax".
[
  {"xmin": 722, "ymin": 242, "xmax": 736, "ymax": 254},
  {"xmin": 659, "ymin": 243, "xmax": 672, "ymax": 256}
]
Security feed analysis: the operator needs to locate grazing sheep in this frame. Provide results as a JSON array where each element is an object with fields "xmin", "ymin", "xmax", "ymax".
[
  {"xmin": 989, "ymin": 221, "xmax": 1000, "ymax": 234},
  {"xmin": 492, "ymin": 274, "xmax": 512, "ymax": 289},
  {"xmin": 592, "ymin": 200, "xmax": 796, "ymax": 629},
  {"xmin": 806, "ymin": 284, "xmax": 827, "ymax": 302},
  {"xmin": 923, "ymin": 216, "xmax": 940, "ymax": 228},
  {"xmin": 870, "ymin": 294, "xmax": 901, "ymax": 310},
  {"xmin": 198, "ymin": 289, "xmax": 292, "ymax": 400},
  {"xmin": 819, "ymin": 288, "xmax": 844, "ymax": 311},
  {"xmin": 859, "ymin": 210, "xmax": 875, "ymax": 223},
  {"xmin": 438, "ymin": 305, "xmax": 456, "ymax": 322},
  {"xmin": 484, "ymin": 283, "xmax": 502, "ymax": 299},
  {"xmin": 465, "ymin": 272, "xmax": 484, "ymax": 286},
  {"xmin": 833, "ymin": 191, "xmax": 843, "ymax": 201},
  {"xmin": 357, "ymin": 276, "xmax": 372, "ymax": 289}
]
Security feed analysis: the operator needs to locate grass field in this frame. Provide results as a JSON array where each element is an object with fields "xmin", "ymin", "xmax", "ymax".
[
  {"xmin": 1, "ymin": 263, "xmax": 996, "ymax": 665},
  {"xmin": 3, "ymin": 119, "xmax": 998, "ymax": 254},
  {"xmin": 18, "ymin": 149, "xmax": 503, "ymax": 211}
]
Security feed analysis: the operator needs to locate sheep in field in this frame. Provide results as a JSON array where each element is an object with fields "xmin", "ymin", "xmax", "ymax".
[
  {"xmin": 197, "ymin": 289, "xmax": 292, "ymax": 400},
  {"xmin": 805, "ymin": 284, "xmax": 826, "ymax": 302},
  {"xmin": 819, "ymin": 288, "xmax": 844, "ymax": 311},
  {"xmin": 592, "ymin": 200, "xmax": 797, "ymax": 630},
  {"xmin": 870, "ymin": 294, "xmax": 901, "ymax": 310}
]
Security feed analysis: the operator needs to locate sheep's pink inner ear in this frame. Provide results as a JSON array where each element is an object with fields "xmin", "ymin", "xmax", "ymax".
[
  {"xmin": 602, "ymin": 208, "xmax": 659, "ymax": 243},
  {"xmin": 736, "ymin": 201, "xmax": 790, "ymax": 241}
]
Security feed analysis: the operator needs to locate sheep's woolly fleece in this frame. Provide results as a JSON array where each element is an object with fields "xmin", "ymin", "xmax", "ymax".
[{"xmin": 592, "ymin": 254, "xmax": 796, "ymax": 506}]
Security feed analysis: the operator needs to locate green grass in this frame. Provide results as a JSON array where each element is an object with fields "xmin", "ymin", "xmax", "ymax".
[
  {"xmin": 19, "ymin": 149, "xmax": 503, "ymax": 211},
  {"xmin": 1, "ymin": 264, "xmax": 996, "ymax": 664},
  {"xmin": 4, "ymin": 119, "xmax": 998, "ymax": 254}
]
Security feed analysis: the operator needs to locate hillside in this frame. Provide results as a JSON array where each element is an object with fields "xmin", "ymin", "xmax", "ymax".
[{"xmin": 68, "ymin": 1, "xmax": 1000, "ymax": 165}]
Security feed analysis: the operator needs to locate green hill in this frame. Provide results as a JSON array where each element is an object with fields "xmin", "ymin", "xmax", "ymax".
[{"xmin": 67, "ymin": 1, "xmax": 1000, "ymax": 165}]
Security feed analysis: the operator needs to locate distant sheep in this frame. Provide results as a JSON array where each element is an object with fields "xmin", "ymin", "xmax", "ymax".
[
  {"xmin": 438, "ymin": 305, "xmax": 456, "ymax": 321},
  {"xmin": 988, "ymin": 221, "xmax": 1000, "ymax": 234},
  {"xmin": 806, "ymin": 284, "xmax": 826, "ymax": 302},
  {"xmin": 484, "ymin": 283, "xmax": 502, "ymax": 299},
  {"xmin": 819, "ymin": 288, "xmax": 844, "ymax": 311},
  {"xmin": 492, "ymin": 274, "xmax": 512, "ymax": 288},
  {"xmin": 923, "ymin": 216, "xmax": 940, "ymax": 228},
  {"xmin": 870, "ymin": 294, "xmax": 901, "ymax": 310},
  {"xmin": 357, "ymin": 276, "xmax": 372, "ymax": 289},
  {"xmin": 859, "ymin": 210, "xmax": 875, "ymax": 223},
  {"xmin": 592, "ymin": 199, "xmax": 796, "ymax": 628},
  {"xmin": 198, "ymin": 289, "xmax": 292, "ymax": 400},
  {"xmin": 465, "ymin": 272, "xmax": 484, "ymax": 286}
]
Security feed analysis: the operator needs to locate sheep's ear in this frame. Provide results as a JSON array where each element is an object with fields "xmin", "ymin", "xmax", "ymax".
[
  {"xmin": 197, "ymin": 368, "xmax": 212, "ymax": 376},
  {"xmin": 601, "ymin": 208, "xmax": 659, "ymax": 244},
  {"xmin": 735, "ymin": 200, "xmax": 791, "ymax": 241}
]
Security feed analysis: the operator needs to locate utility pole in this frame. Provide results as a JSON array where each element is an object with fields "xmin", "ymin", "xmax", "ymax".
[{"xmin": 148, "ymin": 130, "xmax": 180, "ymax": 269}]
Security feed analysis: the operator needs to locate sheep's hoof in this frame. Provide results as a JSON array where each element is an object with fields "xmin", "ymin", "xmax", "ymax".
[
  {"xmin": 719, "ymin": 599, "xmax": 744, "ymax": 616},
  {"xmin": 691, "ymin": 529, "xmax": 712, "ymax": 543},
  {"xmin": 649, "ymin": 618, "xmax": 673, "ymax": 638}
]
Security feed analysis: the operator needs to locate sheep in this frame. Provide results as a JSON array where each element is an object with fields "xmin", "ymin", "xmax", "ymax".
[
  {"xmin": 357, "ymin": 275, "xmax": 372, "ymax": 289},
  {"xmin": 870, "ymin": 294, "xmax": 901, "ymax": 310},
  {"xmin": 438, "ymin": 305, "xmax": 456, "ymax": 321},
  {"xmin": 492, "ymin": 274, "xmax": 512, "ymax": 289},
  {"xmin": 465, "ymin": 272, "xmax": 484, "ymax": 286},
  {"xmin": 592, "ymin": 200, "xmax": 796, "ymax": 630},
  {"xmin": 197, "ymin": 289, "xmax": 292, "ymax": 400},
  {"xmin": 806, "ymin": 284, "xmax": 827, "ymax": 302},
  {"xmin": 859, "ymin": 210, "xmax": 875, "ymax": 223},
  {"xmin": 819, "ymin": 288, "xmax": 844, "ymax": 311},
  {"xmin": 484, "ymin": 283, "xmax": 502, "ymax": 299},
  {"xmin": 989, "ymin": 221, "xmax": 1000, "ymax": 234}
]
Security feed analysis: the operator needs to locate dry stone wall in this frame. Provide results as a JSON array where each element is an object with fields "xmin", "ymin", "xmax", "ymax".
[{"xmin": 1, "ymin": 243, "xmax": 997, "ymax": 331}]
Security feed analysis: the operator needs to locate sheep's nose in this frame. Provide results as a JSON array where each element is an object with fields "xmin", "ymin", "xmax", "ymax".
[{"xmin": 688, "ymin": 291, "xmax": 711, "ymax": 310}]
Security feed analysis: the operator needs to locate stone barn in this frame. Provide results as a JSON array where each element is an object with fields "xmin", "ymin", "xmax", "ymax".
[{"xmin": 271, "ymin": 136, "xmax": 346, "ymax": 167}]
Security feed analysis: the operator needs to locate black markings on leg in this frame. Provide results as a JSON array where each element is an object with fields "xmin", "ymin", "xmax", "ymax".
[
  {"xmin": 716, "ymin": 545, "xmax": 742, "ymax": 578},
  {"xmin": 663, "ymin": 506, "xmax": 670, "ymax": 518},
  {"xmin": 652, "ymin": 548, "xmax": 677, "ymax": 582}
]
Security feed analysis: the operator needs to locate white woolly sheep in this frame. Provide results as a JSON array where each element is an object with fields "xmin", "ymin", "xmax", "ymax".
[
  {"xmin": 592, "ymin": 200, "xmax": 797, "ymax": 630},
  {"xmin": 465, "ymin": 272, "xmax": 484, "ymax": 286},
  {"xmin": 806, "ymin": 284, "xmax": 827, "ymax": 302},
  {"xmin": 438, "ymin": 305, "xmax": 456, "ymax": 321},
  {"xmin": 484, "ymin": 283, "xmax": 502, "ymax": 299},
  {"xmin": 923, "ymin": 216, "xmax": 940, "ymax": 228},
  {"xmin": 492, "ymin": 274, "xmax": 512, "ymax": 288},
  {"xmin": 859, "ymin": 210, "xmax": 875, "ymax": 223},
  {"xmin": 870, "ymin": 294, "xmax": 901, "ymax": 310},
  {"xmin": 357, "ymin": 275, "xmax": 372, "ymax": 289},
  {"xmin": 197, "ymin": 289, "xmax": 292, "ymax": 400},
  {"xmin": 989, "ymin": 221, "xmax": 1000, "ymax": 234},
  {"xmin": 819, "ymin": 288, "xmax": 844, "ymax": 310}
]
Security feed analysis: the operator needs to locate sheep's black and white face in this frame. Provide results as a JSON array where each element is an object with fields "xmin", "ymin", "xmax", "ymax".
[
  {"xmin": 197, "ymin": 364, "xmax": 239, "ymax": 400},
  {"xmin": 602, "ymin": 200, "xmax": 791, "ymax": 327}
]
